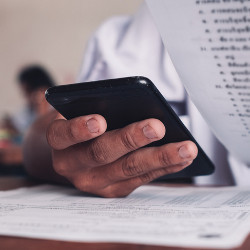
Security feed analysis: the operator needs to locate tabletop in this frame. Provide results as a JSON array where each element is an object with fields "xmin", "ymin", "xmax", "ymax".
[{"xmin": 0, "ymin": 176, "xmax": 249, "ymax": 250}]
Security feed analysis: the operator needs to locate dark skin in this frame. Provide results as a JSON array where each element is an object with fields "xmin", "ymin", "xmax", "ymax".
[
  {"xmin": 23, "ymin": 110, "xmax": 198, "ymax": 197},
  {"xmin": 0, "ymin": 85, "xmax": 51, "ymax": 166}
]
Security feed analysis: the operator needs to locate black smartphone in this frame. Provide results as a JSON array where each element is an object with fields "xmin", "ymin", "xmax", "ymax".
[{"xmin": 45, "ymin": 76, "xmax": 215, "ymax": 179}]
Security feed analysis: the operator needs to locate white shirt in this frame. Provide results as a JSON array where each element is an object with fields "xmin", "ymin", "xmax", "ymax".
[
  {"xmin": 12, "ymin": 107, "xmax": 36, "ymax": 135},
  {"xmin": 77, "ymin": 3, "xmax": 250, "ymax": 186}
]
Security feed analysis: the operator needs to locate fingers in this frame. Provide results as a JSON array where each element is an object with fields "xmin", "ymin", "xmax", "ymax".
[
  {"xmin": 49, "ymin": 115, "xmax": 198, "ymax": 198},
  {"xmin": 47, "ymin": 115, "xmax": 107, "ymax": 150},
  {"xmin": 79, "ymin": 118, "xmax": 166, "ymax": 167},
  {"xmin": 91, "ymin": 140, "xmax": 198, "ymax": 186},
  {"xmin": 101, "ymin": 161, "xmax": 193, "ymax": 198},
  {"xmin": 72, "ymin": 141, "xmax": 198, "ymax": 197}
]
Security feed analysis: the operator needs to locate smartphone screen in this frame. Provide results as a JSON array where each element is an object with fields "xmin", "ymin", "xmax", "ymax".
[{"xmin": 46, "ymin": 76, "xmax": 215, "ymax": 179}]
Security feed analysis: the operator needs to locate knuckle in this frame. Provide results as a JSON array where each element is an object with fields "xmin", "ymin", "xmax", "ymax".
[
  {"xmin": 122, "ymin": 155, "xmax": 144, "ymax": 177},
  {"xmin": 120, "ymin": 131, "xmax": 140, "ymax": 151},
  {"xmin": 139, "ymin": 173, "xmax": 152, "ymax": 183},
  {"xmin": 53, "ymin": 160, "xmax": 68, "ymax": 176},
  {"xmin": 73, "ymin": 176, "xmax": 93, "ymax": 193},
  {"xmin": 46, "ymin": 120, "xmax": 67, "ymax": 150},
  {"xmin": 158, "ymin": 150, "xmax": 174, "ymax": 166},
  {"xmin": 88, "ymin": 140, "xmax": 108, "ymax": 165},
  {"xmin": 67, "ymin": 121, "xmax": 79, "ymax": 143}
]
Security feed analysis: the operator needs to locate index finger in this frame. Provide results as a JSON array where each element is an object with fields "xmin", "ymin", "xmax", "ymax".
[
  {"xmin": 47, "ymin": 114, "xmax": 107, "ymax": 150},
  {"xmin": 77, "ymin": 118, "xmax": 166, "ymax": 167}
]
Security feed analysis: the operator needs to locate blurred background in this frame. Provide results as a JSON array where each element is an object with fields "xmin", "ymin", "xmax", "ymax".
[
  {"xmin": 0, "ymin": 0, "xmax": 142, "ymax": 172},
  {"xmin": 0, "ymin": 0, "xmax": 142, "ymax": 115}
]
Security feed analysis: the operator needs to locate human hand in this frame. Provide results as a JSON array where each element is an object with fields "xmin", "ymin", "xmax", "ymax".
[
  {"xmin": 0, "ymin": 145, "xmax": 23, "ymax": 165},
  {"xmin": 47, "ymin": 115, "xmax": 198, "ymax": 197}
]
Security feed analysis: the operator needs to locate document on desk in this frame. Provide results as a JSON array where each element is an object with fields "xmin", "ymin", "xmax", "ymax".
[
  {"xmin": 146, "ymin": 0, "xmax": 250, "ymax": 163},
  {"xmin": 0, "ymin": 185, "xmax": 250, "ymax": 249}
]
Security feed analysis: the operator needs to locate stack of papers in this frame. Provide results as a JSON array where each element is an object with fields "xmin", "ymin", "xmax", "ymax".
[{"xmin": 0, "ymin": 184, "xmax": 249, "ymax": 248}]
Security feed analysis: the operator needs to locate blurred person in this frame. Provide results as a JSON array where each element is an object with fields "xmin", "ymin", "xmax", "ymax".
[
  {"xmin": 13, "ymin": 65, "xmax": 55, "ymax": 134},
  {"xmin": 0, "ymin": 65, "xmax": 55, "ymax": 167},
  {"xmin": 23, "ymin": 2, "xmax": 248, "ymax": 198}
]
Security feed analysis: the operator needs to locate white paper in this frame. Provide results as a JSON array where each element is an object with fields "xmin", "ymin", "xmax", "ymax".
[
  {"xmin": 146, "ymin": 0, "xmax": 250, "ymax": 163},
  {"xmin": 0, "ymin": 184, "xmax": 250, "ymax": 248}
]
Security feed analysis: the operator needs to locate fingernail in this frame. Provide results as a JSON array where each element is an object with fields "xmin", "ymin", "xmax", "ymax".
[
  {"xmin": 143, "ymin": 125, "xmax": 158, "ymax": 139},
  {"xmin": 86, "ymin": 118, "xmax": 99, "ymax": 133},
  {"xmin": 179, "ymin": 145, "xmax": 191, "ymax": 159},
  {"xmin": 180, "ymin": 160, "xmax": 192, "ymax": 166}
]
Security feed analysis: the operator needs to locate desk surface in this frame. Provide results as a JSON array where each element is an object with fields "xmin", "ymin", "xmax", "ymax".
[{"xmin": 0, "ymin": 176, "xmax": 249, "ymax": 250}]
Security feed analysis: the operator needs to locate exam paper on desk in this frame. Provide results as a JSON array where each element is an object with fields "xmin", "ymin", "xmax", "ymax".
[
  {"xmin": 0, "ymin": 185, "xmax": 250, "ymax": 249},
  {"xmin": 146, "ymin": 0, "xmax": 250, "ymax": 163}
]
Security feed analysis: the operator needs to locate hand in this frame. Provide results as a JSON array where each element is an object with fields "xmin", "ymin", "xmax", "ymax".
[
  {"xmin": 0, "ymin": 145, "xmax": 23, "ymax": 165},
  {"xmin": 47, "ymin": 115, "xmax": 198, "ymax": 197}
]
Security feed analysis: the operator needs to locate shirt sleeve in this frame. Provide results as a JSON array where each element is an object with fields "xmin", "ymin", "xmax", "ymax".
[{"xmin": 76, "ymin": 3, "xmax": 185, "ymax": 104}]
